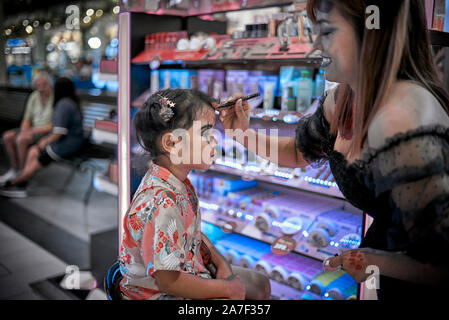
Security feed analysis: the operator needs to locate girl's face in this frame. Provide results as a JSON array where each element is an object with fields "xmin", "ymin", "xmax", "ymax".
[
  {"xmin": 313, "ymin": 8, "xmax": 359, "ymax": 87},
  {"xmin": 170, "ymin": 105, "xmax": 218, "ymax": 171},
  {"xmin": 192, "ymin": 106, "xmax": 218, "ymax": 170}
]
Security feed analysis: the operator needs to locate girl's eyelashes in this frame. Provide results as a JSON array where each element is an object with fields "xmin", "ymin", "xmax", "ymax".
[
  {"xmin": 319, "ymin": 27, "xmax": 336, "ymax": 37},
  {"xmin": 202, "ymin": 129, "xmax": 213, "ymax": 142}
]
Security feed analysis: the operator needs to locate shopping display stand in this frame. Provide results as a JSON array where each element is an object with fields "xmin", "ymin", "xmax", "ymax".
[{"xmin": 117, "ymin": 0, "xmax": 449, "ymax": 300}]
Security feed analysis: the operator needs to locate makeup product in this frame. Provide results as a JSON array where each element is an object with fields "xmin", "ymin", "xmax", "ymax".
[
  {"xmin": 280, "ymin": 216, "xmax": 304, "ymax": 235},
  {"xmin": 287, "ymin": 86, "xmax": 297, "ymax": 111},
  {"xmin": 255, "ymin": 260, "xmax": 273, "ymax": 276},
  {"xmin": 308, "ymin": 220, "xmax": 339, "ymax": 248},
  {"xmin": 263, "ymin": 81, "xmax": 276, "ymax": 110},
  {"xmin": 213, "ymin": 175, "xmax": 258, "ymax": 196},
  {"xmin": 315, "ymin": 69, "xmax": 326, "ymax": 97},
  {"xmin": 163, "ymin": 70, "xmax": 170, "ymax": 89},
  {"xmin": 214, "ymin": 243, "xmax": 227, "ymax": 255},
  {"xmin": 270, "ymin": 265, "xmax": 289, "ymax": 284},
  {"xmin": 281, "ymin": 84, "xmax": 289, "ymax": 111},
  {"xmin": 248, "ymin": 71, "xmax": 264, "ymax": 109},
  {"xmin": 287, "ymin": 272, "xmax": 308, "ymax": 291},
  {"xmin": 308, "ymin": 270, "xmax": 346, "ymax": 296},
  {"xmin": 212, "ymin": 80, "xmax": 224, "ymax": 102},
  {"xmin": 324, "ymin": 272, "xmax": 358, "ymax": 300},
  {"xmin": 255, "ymin": 205, "xmax": 280, "ymax": 233},
  {"xmin": 225, "ymin": 249, "xmax": 241, "ymax": 265},
  {"xmin": 150, "ymin": 70, "xmax": 159, "ymax": 94},
  {"xmin": 217, "ymin": 92, "xmax": 261, "ymax": 108},
  {"xmin": 239, "ymin": 254, "xmax": 258, "ymax": 269},
  {"xmin": 225, "ymin": 70, "xmax": 249, "ymax": 97},
  {"xmin": 296, "ymin": 69, "xmax": 313, "ymax": 113},
  {"xmin": 259, "ymin": 251, "xmax": 323, "ymax": 281}
]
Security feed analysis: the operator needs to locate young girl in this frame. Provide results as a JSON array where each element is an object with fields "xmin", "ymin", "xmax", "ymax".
[{"xmin": 119, "ymin": 89, "xmax": 271, "ymax": 300}]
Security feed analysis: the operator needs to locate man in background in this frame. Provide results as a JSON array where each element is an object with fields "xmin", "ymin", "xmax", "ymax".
[{"xmin": 0, "ymin": 71, "xmax": 54, "ymax": 185}]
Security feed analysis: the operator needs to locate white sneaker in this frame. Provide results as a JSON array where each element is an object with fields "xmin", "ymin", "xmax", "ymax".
[{"xmin": 0, "ymin": 168, "xmax": 19, "ymax": 186}]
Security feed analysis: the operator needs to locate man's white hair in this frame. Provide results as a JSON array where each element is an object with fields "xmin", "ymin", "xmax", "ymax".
[{"xmin": 31, "ymin": 71, "xmax": 53, "ymax": 89}]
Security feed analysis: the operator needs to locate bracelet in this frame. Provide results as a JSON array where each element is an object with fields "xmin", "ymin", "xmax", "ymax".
[{"xmin": 323, "ymin": 257, "xmax": 341, "ymax": 272}]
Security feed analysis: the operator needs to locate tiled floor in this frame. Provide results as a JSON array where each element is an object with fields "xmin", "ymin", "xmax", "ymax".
[
  {"xmin": 0, "ymin": 152, "xmax": 118, "ymax": 300},
  {"xmin": 0, "ymin": 221, "xmax": 66, "ymax": 299},
  {"xmin": 3, "ymin": 160, "xmax": 118, "ymax": 242}
]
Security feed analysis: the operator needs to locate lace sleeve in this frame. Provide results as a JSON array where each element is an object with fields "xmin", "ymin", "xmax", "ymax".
[
  {"xmin": 295, "ymin": 94, "xmax": 336, "ymax": 167},
  {"xmin": 366, "ymin": 127, "xmax": 449, "ymax": 265}
]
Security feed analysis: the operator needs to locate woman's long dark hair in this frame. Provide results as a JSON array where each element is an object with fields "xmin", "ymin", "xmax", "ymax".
[
  {"xmin": 53, "ymin": 77, "xmax": 81, "ymax": 113},
  {"xmin": 307, "ymin": 0, "xmax": 449, "ymax": 155}
]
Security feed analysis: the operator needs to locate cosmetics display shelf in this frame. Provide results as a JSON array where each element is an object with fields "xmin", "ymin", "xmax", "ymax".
[
  {"xmin": 132, "ymin": 35, "xmax": 320, "ymax": 69},
  {"xmin": 133, "ymin": 57, "xmax": 322, "ymax": 68},
  {"xmin": 131, "ymin": 89, "xmax": 314, "ymax": 126},
  {"xmin": 119, "ymin": 4, "xmax": 365, "ymax": 300},
  {"xmin": 208, "ymin": 162, "xmax": 344, "ymax": 199},
  {"xmin": 120, "ymin": 0, "xmax": 298, "ymax": 18}
]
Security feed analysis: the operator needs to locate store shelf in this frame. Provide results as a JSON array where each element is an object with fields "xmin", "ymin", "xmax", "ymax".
[
  {"xmin": 91, "ymin": 128, "xmax": 118, "ymax": 145},
  {"xmin": 96, "ymin": 72, "xmax": 118, "ymax": 82},
  {"xmin": 121, "ymin": 5, "xmax": 364, "ymax": 300},
  {"xmin": 93, "ymin": 172, "xmax": 118, "ymax": 197},
  {"xmin": 132, "ymin": 36, "xmax": 319, "ymax": 68},
  {"xmin": 201, "ymin": 220, "xmax": 359, "ymax": 300},
  {"xmin": 200, "ymin": 207, "xmax": 345, "ymax": 261},
  {"xmin": 269, "ymin": 279, "xmax": 307, "ymax": 300},
  {"xmin": 121, "ymin": 0, "xmax": 297, "ymax": 17},
  {"xmin": 209, "ymin": 162, "xmax": 344, "ymax": 199}
]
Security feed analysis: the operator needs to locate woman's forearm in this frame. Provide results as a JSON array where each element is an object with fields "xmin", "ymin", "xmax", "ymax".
[
  {"xmin": 31, "ymin": 124, "xmax": 52, "ymax": 135},
  {"xmin": 372, "ymin": 251, "xmax": 449, "ymax": 286},
  {"xmin": 155, "ymin": 271, "xmax": 231, "ymax": 299},
  {"xmin": 44, "ymin": 133, "xmax": 63, "ymax": 145},
  {"xmin": 231, "ymin": 128, "xmax": 307, "ymax": 168}
]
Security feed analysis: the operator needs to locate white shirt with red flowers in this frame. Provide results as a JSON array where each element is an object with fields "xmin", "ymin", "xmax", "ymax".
[{"xmin": 119, "ymin": 161, "xmax": 212, "ymax": 300}]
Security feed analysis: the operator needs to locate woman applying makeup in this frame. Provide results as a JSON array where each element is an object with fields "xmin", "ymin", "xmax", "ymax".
[{"xmin": 217, "ymin": 0, "xmax": 449, "ymax": 300}]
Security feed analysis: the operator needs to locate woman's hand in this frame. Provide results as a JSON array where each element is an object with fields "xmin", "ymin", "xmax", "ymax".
[
  {"xmin": 217, "ymin": 93, "xmax": 251, "ymax": 133},
  {"xmin": 324, "ymin": 248, "xmax": 380, "ymax": 283},
  {"xmin": 37, "ymin": 138, "xmax": 47, "ymax": 151}
]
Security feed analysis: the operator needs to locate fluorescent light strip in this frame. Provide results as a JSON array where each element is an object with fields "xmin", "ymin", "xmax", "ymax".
[{"xmin": 118, "ymin": 12, "xmax": 131, "ymax": 251}]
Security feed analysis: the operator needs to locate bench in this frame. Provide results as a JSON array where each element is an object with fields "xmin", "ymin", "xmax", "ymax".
[
  {"xmin": 0, "ymin": 87, "xmax": 117, "ymax": 204},
  {"xmin": 0, "ymin": 87, "xmax": 32, "ymax": 132}
]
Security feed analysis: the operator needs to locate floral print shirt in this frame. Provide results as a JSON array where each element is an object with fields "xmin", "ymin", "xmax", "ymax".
[{"xmin": 119, "ymin": 162, "xmax": 212, "ymax": 300}]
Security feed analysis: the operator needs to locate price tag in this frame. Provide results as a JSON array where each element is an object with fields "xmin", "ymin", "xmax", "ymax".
[{"xmin": 271, "ymin": 236, "xmax": 296, "ymax": 256}]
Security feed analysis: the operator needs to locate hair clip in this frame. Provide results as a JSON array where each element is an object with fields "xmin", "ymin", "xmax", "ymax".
[{"xmin": 157, "ymin": 94, "xmax": 176, "ymax": 122}]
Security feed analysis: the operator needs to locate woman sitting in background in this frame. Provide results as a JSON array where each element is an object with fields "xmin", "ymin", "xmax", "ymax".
[{"xmin": 0, "ymin": 77, "xmax": 84, "ymax": 198}]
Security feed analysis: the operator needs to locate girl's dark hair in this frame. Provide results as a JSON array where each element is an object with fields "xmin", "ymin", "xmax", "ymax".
[
  {"xmin": 133, "ymin": 88, "xmax": 215, "ymax": 158},
  {"xmin": 53, "ymin": 77, "xmax": 81, "ymax": 112}
]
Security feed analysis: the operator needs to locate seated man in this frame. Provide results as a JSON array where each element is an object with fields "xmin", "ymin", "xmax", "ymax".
[{"xmin": 0, "ymin": 71, "xmax": 54, "ymax": 185}]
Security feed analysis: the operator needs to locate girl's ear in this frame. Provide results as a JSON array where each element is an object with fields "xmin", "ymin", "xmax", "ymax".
[
  {"xmin": 160, "ymin": 132, "xmax": 174, "ymax": 153},
  {"xmin": 160, "ymin": 132, "xmax": 182, "ymax": 153}
]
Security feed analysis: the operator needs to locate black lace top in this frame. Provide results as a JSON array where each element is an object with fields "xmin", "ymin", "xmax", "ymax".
[{"xmin": 295, "ymin": 96, "xmax": 449, "ymax": 300}]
